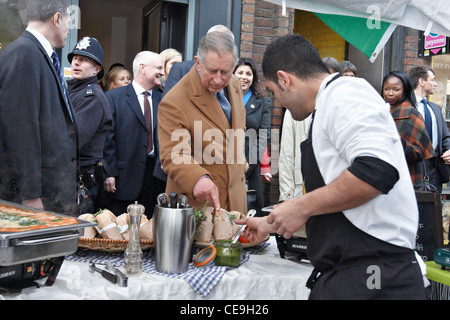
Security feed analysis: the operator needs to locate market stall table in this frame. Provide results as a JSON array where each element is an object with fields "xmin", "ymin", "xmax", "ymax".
[
  {"xmin": 0, "ymin": 236, "xmax": 313, "ymax": 300},
  {"xmin": 425, "ymin": 261, "xmax": 450, "ymax": 300}
]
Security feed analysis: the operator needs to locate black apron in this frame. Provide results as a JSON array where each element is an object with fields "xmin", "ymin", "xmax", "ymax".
[{"xmin": 301, "ymin": 75, "xmax": 426, "ymax": 300}]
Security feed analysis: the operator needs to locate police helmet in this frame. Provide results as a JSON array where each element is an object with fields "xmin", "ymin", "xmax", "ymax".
[{"xmin": 68, "ymin": 37, "xmax": 104, "ymax": 79}]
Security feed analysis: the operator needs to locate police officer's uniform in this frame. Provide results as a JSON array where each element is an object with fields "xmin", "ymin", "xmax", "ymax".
[{"xmin": 67, "ymin": 37, "xmax": 112, "ymax": 213}]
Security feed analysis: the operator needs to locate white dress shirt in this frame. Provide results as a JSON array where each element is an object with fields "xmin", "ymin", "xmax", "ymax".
[
  {"xmin": 415, "ymin": 94, "xmax": 438, "ymax": 150},
  {"xmin": 26, "ymin": 27, "xmax": 53, "ymax": 58}
]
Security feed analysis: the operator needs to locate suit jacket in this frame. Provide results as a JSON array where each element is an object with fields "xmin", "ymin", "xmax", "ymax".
[
  {"xmin": 104, "ymin": 83, "xmax": 162, "ymax": 200},
  {"xmin": 428, "ymin": 101, "xmax": 450, "ymax": 183},
  {"xmin": 429, "ymin": 101, "xmax": 450, "ymax": 155},
  {"xmin": 244, "ymin": 94, "xmax": 271, "ymax": 211},
  {"xmin": 0, "ymin": 30, "xmax": 78, "ymax": 215},
  {"xmin": 158, "ymin": 66, "xmax": 248, "ymax": 214},
  {"xmin": 162, "ymin": 60, "xmax": 195, "ymax": 97}
]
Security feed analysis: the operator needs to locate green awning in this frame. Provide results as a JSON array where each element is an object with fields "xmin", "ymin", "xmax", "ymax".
[{"xmin": 314, "ymin": 12, "xmax": 397, "ymax": 62}]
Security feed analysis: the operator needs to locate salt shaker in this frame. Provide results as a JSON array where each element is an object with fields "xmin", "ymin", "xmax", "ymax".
[{"xmin": 124, "ymin": 201, "xmax": 145, "ymax": 276}]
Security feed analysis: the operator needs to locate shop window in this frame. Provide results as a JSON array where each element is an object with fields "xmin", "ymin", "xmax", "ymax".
[{"xmin": 432, "ymin": 55, "xmax": 450, "ymax": 120}]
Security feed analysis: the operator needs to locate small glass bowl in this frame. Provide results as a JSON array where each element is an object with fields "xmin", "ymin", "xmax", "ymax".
[{"xmin": 213, "ymin": 240, "xmax": 242, "ymax": 267}]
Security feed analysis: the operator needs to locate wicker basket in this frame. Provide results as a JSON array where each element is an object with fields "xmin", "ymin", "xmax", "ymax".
[{"xmin": 78, "ymin": 237, "xmax": 154, "ymax": 252}]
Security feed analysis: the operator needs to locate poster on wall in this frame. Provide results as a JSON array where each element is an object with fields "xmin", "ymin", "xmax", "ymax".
[{"xmin": 419, "ymin": 31, "xmax": 450, "ymax": 57}]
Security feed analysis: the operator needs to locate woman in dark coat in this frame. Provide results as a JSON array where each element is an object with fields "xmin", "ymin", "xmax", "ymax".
[{"xmin": 234, "ymin": 58, "xmax": 271, "ymax": 216}]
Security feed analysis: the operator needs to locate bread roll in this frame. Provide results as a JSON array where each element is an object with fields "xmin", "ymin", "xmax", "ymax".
[
  {"xmin": 101, "ymin": 209, "xmax": 117, "ymax": 221},
  {"xmin": 96, "ymin": 211, "xmax": 122, "ymax": 240},
  {"xmin": 78, "ymin": 213, "xmax": 97, "ymax": 238},
  {"xmin": 228, "ymin": 210, "xmax": 244, "ymax": 235},
  {"xmin": 213, "ymin": 209, "xmax": 233, "ymax": 240},
  {"xmin": 116, "ymin": 213, "xmax": 130, "ymax": 240},
  {"xmin": 139, "ymin": 218, "xmax": 154, "ymax": 240}
]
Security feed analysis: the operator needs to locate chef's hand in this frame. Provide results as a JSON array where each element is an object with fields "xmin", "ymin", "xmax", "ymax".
[
  {"xmin": 104, "ymin": 177, "xmax": 116, "ymax": 193},
  {"xmin": 22, "ymin": 198, "xmax": 44, "ymax": 210},
  {"xmin": 235, "ymin": 215, "xmax": 273, "ymax": 243},
  {"xmin": 192, "ymin": 176, "xmax": 220, "ymax": 210},
  {"xmin": 442, "ymin": 150, "xmax": 450, "ymax": 165},
  {"xmin": 267, "ymin": 197, "xmax": 308, "ymax": 239}
]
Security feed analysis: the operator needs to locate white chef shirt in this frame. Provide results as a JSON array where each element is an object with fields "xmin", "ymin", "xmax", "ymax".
[{"xmin": 311, "ymin": 73, "xmax": 418, "ymax": 250}]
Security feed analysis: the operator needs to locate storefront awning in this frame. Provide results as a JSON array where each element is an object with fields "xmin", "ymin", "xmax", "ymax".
[
  {"xmin": 264, "ymin": 0, "xmax": 450, "ymax": 62},
  {"xmin": 313, "ymin": 13, "xmax": 396, "ymax": 62}
]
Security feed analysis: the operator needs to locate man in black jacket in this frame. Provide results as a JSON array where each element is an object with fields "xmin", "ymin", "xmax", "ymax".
[{"xmin": 0, "ymin": 0, "xmax": 78, "ymax": 215}]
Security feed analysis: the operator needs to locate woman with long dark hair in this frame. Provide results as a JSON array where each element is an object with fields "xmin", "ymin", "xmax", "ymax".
[
  {"xmin": 382, "ymin": 71, "xmax": 435, "ymax": 185},
  {"xmin": 234, "ymin": 58, "xmax": 271, "ymax": 216}
]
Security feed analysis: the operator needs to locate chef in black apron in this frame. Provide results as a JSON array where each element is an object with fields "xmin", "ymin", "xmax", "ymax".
[
  {"xmin": 237, "ymin": 34, "xmax": 428, "ymax": 300},
  {"xmin": 301, "ymin": 76, "xmax": 425, "ymax": 299}
]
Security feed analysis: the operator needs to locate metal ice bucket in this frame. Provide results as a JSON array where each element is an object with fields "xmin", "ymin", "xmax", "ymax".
[{"xmin": 153, "ymin": 193, "xmax": 196, "ymax": 274}]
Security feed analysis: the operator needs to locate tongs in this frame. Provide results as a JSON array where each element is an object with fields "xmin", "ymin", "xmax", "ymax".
[
  {"xmin": 89, "ymin": 261, "xmax": 128, "ymax": 287},
  {"xmin": 231, "ymin": 209, "xmax": 256, "ymax": 243},
  {"xmin": 105, "ymin": 261, "xmax": 128, "ymax": 288}
]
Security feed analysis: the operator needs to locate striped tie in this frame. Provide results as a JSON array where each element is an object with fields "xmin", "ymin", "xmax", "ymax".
[
  {"xmin": 216, "ymin": 89, "xmax": 232, "ymax": 125},
  {"xmin": 51, "ymin": 51, "xmax": 73, "ymax": 121}
]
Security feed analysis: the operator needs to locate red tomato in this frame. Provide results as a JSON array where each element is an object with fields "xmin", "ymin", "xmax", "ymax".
[{"xmin": 238, "ymin": 236, "xmax": 250, "ymax": 243}]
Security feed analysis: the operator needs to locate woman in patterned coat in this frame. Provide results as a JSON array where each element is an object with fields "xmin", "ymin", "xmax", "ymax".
[{"xmin": 382, "ymin": 71, "xmax": 435, "ymax": 185}]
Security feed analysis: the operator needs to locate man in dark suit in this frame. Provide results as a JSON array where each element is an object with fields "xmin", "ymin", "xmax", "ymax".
[
  {"xmin": 409, "ymin": 66, "xmax": 450, "ymax": 192},
  {"xmin": 103, "ymin": 51, "xmax": 166, "ymax": 218},
  {"xmin": 0, "ymin": 0, "xmax": 78, "ymax": 216}
]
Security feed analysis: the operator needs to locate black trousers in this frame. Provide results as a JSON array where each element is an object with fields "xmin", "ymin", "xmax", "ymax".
[
  {"xmin": 428, "ymin": 165, "xmax": 442, "ymax": 193},
  {"xmin": 106, "ymin": 157, "xmax": 166, "ymax": 219}
]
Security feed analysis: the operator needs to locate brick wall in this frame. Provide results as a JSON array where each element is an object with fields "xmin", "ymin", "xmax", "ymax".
[
  {"xmin": 403, "ymin": 28, "xmax": 431, "ymax": 73},
  {"xmin": 240, "ymin": 0, "xmax": 295, "ymax": 206}
]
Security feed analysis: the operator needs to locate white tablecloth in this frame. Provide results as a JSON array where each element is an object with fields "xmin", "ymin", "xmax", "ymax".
[{"xmin": 0, "ymin": 236, "xmax": 313, "ymax": 300}]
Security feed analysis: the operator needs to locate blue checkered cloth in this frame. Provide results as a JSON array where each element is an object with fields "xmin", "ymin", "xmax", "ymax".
[{"xmin": 66, "ymin": 242, "xmax": 270, "ymax": 297}]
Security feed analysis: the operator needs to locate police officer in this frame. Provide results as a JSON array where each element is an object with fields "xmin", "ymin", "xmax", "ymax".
[{"xmin": 67, "ymin": 37, "xmax": 112, "ymax": 214}]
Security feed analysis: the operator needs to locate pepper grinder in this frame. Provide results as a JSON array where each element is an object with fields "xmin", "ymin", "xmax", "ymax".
[{"xmin": 124, "ymin": 201, "xmax": 145, "ymax": 276}]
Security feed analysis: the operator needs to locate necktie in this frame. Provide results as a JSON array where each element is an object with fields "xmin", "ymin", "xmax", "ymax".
[
  {"xmin": 51, "ymin": 51, "xmax": 72, "ymax": 122},
  {"xmin": 144, "ymin": 91, "xmax": 153, "ymax": 153},
  {"xmin": 422, "ymin": 98, "xmax": 432, "ymax": 141},
  {"xmin": 216, "ymin": 90, "xmax": 232, "ymax": 125}
]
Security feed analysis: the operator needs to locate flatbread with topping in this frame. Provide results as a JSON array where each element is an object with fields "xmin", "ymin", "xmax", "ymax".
[{"xmin": 0, "ymin": 204, "xmax": 78, "ymax": 232}]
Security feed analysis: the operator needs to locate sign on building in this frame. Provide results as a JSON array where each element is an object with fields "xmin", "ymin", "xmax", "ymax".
[{"xmin": 419, "ymin": 31, "xmax": 449, "ymax": 57}]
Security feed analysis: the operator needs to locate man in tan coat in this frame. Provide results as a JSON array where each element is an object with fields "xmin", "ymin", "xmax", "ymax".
[{"xmin": 158, "ymin": 31, "xmax": 247, "ymax": 214}]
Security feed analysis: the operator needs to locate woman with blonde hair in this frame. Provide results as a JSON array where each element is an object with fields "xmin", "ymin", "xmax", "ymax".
[{"xmin": 160, "ymin": 48, "xmax": 182, "ymax": 89}]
